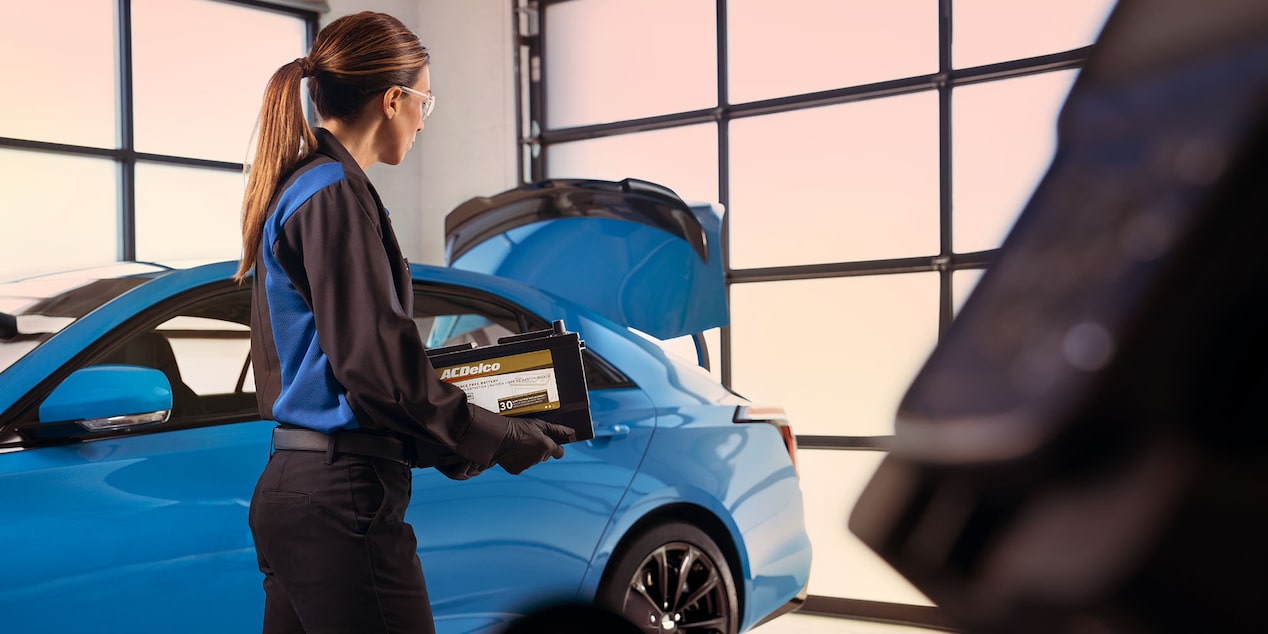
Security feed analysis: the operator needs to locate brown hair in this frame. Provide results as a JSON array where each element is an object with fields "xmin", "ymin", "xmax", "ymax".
[{"xmin": 235, "ymin": 11, "xmax": 430, "ymax": 283}]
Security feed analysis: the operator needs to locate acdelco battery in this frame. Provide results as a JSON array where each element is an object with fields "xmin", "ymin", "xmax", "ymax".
[{"xmin": 425, "ymin": 320, "xmax": 594, "ymax": 442}]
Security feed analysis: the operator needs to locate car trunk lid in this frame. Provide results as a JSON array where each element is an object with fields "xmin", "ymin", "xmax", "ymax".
[{"xmin": 444, "ymin": 178, "xmax": 727, "ymax": 340}]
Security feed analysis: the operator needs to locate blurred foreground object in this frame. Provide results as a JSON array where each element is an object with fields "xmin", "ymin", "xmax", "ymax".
[
  {"xmin": 499, "ymin": 602, "xmax": 640, "ymax": 634},
  {"xmin": 850, "ymin": 0, "xmax": 1268, "ymax": 632}
]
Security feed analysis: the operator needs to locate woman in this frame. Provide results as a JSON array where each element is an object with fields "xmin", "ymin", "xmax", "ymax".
[{"xmin": 236, "ymin": 12, "xmax": 573, "ymax": 634}]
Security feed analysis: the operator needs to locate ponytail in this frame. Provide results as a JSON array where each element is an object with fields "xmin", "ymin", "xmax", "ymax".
[
  {"xmin": 235, "ymin": 58, "xmax": 315, "ymax": 283},
  {"xmin": 235, "ymin": 11, "xmax": 429, "ymax": 284}
]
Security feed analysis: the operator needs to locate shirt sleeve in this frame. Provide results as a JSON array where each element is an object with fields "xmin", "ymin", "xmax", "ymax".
[{"xmin": 277, "ymin": 178, "xmax": 508, "ymax": 466}]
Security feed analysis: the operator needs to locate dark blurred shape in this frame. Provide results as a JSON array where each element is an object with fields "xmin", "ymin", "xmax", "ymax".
[
  {"xmin": 499, "ymin": 602, "xmax": 642, "ymax": 634},
  {"xmin": 849, "ymin": 1, "xmax": 1268, "ymax": 632},
  {"xmin": 0, "ymin": 312, "xmax": 15, "ymax": 339}
]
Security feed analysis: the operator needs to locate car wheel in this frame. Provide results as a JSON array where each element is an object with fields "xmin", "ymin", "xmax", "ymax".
[{"xmin": 597, "ymin": 521, "xmax": 739, "ymax": 634}]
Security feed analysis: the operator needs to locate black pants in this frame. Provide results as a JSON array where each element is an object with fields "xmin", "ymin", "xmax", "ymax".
[{"xmin": 248, "ymin": 449, "xmax": 435, "ymax": 634}]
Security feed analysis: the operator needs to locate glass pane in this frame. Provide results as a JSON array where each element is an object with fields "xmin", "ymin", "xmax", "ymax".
[
  {"xmin": 544, "ymin": 0, "xmax": 716, "ymax": 128},
  {"xmin": 132, "ymin": 0, "xmax": 307, "ymax": 162},
  {"xmin": 728, "ymin": 0, "xmax": 937, "ymax": 103},
  {"xmin": 730, "ymin": 274, "xmax": 939, "ymax": 436},
  {"xmin": 799, "ymin": 449, "xmax": 934, "ymax": 604},
  {"xmin": 158, "ymin": 317, "xmax": 252, "ymax": 396},
  {"xmin": 0, "ymin": 1, "xmax": 116, "ymax": 147},
  {"xmin": 953, "ymin": 0, "xmax": 1117, "ymax": 68},
  {"xmin": 102, "ymin": 289, "xmax": 256, "ymax": 419},
  {"xmin": 0, "ymin": 150, "xmax": 117, "ymax": 282},
  {"xmin": 412, "ymin": 289, "xmax": 523, "ymax": 349},
  {"xmin": 135, "ymin": 163, "xmax": 243, "ymax": 263},
  {"xmin": 952, "ymin": 70, "xmax": 1077, "ymax": 253},
  {"xmin": 546, "ymin": 124, "xmax": 718, "ymax": 205},
  {"xmin": 729, "ymin": 92, "xmax": 939, "ymax": 269}
]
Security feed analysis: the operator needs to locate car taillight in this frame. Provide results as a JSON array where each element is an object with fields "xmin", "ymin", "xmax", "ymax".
[{"xmin": 734, "ymin": 405, "xmax": 798, "ymax": 475}]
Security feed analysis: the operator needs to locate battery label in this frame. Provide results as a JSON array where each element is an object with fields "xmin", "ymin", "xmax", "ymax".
[{"xmin": 435, "ymin": 349, "xmax": 560, "ymax": 416}]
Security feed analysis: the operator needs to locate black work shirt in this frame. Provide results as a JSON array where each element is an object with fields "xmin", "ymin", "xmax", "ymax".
[{"xmin": 250, "ymin": 128, "xmax": 507, "ymax": 467}]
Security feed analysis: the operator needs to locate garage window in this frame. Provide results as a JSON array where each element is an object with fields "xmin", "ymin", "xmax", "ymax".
[
  {"xmin": 0, "ymin": 0, "xmax": 315, "ymax": 282},
  {"xmin": 522, "ymin": 0, "xmax": 1117, "ymax": 624}
]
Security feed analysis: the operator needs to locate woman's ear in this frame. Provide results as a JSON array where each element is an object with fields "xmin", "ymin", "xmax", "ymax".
[{"xmin": 381, "ymin": 86, "xmax": 403, "ymax": 120}]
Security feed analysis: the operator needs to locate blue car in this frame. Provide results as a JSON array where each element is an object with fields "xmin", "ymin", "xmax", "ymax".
[{"xmin": 0, "ymin": 178, "xmax": 811, "ymax": 633}]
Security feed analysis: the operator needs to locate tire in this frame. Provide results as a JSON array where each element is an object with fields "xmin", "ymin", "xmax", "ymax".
[{"xmin": 596, "ymin": 521, "xmax": 740, "ymax": 634}]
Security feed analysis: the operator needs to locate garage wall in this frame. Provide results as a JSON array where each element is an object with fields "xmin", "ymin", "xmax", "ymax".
[{"xmin": 324, "ymin": 0, "xmax": 520, "ymax": 265}]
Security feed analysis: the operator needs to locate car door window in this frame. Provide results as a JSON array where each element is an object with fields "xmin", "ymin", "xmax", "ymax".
[
  {"xmin": 97, "ymin": 289, "xmax": 256, "ymax": 422},
  {"xmin": 412, "ymin": 289, "xmax": 522, "ymax": 349},
  {"xmin": 413, "ymin": 286, "xmax": 631, "ymax": 390},
  {"xmin": 157, "ymin": 314, "xmax": 255, "ymax": 417}
]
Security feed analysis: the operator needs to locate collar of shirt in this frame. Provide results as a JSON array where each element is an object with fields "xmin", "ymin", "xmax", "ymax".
[{"xmin": 313, "ymin": 127, "xmax": 371, "ymax": 185}]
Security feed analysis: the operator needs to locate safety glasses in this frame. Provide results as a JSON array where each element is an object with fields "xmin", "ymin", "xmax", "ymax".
[{"xmin": 398, "ymin": 85, "xmax": 436, "ymax": 121}]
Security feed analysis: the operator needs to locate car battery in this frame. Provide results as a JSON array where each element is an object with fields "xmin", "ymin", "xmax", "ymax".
[{"xmin": 425, "ymin": 320, "xmax": 593, "ymax": 442}]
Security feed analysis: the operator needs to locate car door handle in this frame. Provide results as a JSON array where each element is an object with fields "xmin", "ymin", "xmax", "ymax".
[{"xmin": 591, "ymin": 424, "xmax": 630, "ymax": 439}]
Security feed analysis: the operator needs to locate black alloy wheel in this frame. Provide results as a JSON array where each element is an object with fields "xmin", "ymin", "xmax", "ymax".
[{"xmin": 598, "ymin": 521, "xmax": 739, "ymax": 634}]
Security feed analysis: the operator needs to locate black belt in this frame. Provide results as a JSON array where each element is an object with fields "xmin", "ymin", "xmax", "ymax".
[{"xmin": 272, "ymin": 427, "xmax": 415, "ymax": 467}]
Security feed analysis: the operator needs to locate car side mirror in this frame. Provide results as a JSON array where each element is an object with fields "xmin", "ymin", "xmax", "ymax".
[{"xmin": 38, "ymin": 364, "xmax": 173, "ymax": 434}]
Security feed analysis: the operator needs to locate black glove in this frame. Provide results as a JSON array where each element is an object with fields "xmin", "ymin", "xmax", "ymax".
[{"xmin": 494, "ymin": 417, "xmax": 574, "ymax": 475}]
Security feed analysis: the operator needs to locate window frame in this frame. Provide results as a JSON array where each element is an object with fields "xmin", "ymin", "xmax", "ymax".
[
  {"xmin": 520, "ymin": 0, "xmax": 1094, "ymax": 441},
  {"xmin": 152, "ymin": 293, "xmax": 256, "ymax": 416}
]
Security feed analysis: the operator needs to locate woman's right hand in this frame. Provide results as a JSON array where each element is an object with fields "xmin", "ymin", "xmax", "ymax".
[{"xmin": 494, "ymin": 418, "xmax": 574, "ymax": 474}]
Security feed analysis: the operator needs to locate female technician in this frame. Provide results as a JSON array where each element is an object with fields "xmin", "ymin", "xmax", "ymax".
[{"xmin": 236, "ymin": 11, "xmax": 573, "ymax": 634}]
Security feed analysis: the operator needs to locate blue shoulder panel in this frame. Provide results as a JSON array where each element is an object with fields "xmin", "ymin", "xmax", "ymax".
[{"xmin": 260, "ymin": 162, "xmax": 359, "ymax": 432}]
